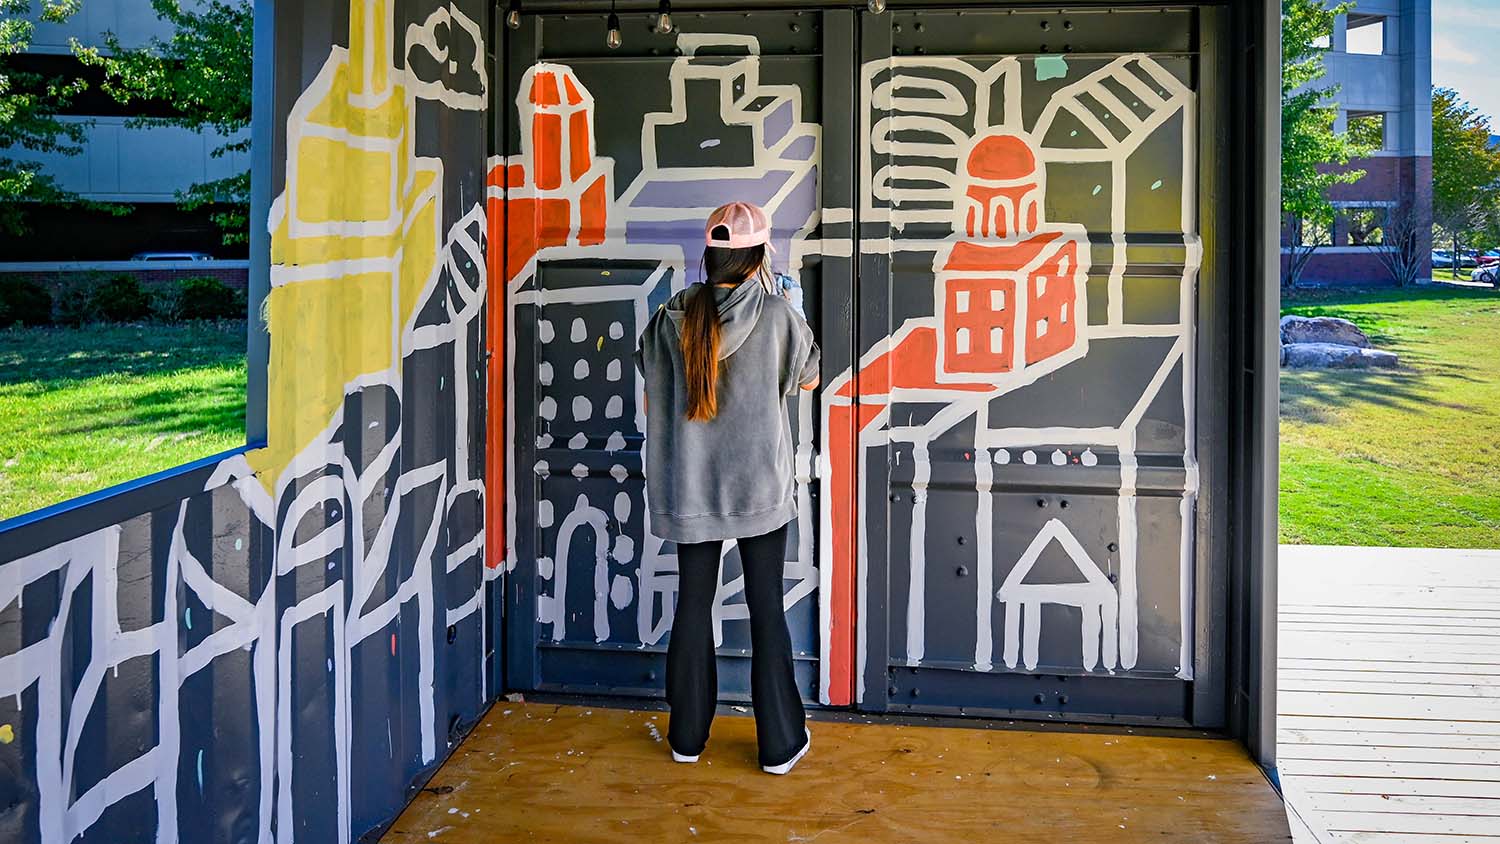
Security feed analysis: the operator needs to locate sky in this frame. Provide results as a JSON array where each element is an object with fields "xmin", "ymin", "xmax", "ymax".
[{"xmin": 1432, "ymin": 0, "xmax": 1500, "ymax": 126}]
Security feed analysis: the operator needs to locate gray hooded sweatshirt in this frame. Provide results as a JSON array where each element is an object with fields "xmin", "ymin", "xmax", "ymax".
[{"xmin": 633, "ymin": 280, "xmax": 820, "ymax": 544}]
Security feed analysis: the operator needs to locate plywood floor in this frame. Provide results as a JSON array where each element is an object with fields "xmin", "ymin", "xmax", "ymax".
[
  {"xmin": 383, "ymin": 701, "xmax": 1286, "ymax": 843},
  {"xmin": 1279, "ymin": 545, "xmax": 1500, "ymax": 844}
]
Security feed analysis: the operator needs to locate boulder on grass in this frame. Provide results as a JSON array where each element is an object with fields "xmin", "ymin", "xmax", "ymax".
[
  {"xmin": 1279, "ymin": 315, "xmax": 1371, "ymax": 348},
  {"xmin": 1282, "ymin": 342, "xmax": 1398, "ymax": 369}
]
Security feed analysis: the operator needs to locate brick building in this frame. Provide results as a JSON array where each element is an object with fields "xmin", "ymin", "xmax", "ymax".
[{"xmin": 1286, "ymin": 0, "xmax": 1434, "ymax": 286}]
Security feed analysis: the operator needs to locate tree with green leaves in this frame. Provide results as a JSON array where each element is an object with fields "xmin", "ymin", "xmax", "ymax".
[
  {"xmin": 74, "ymin": 0, "xmax": 253, "ymax": 245},
  {"xmin": 0, "ymin": 0, "xmax": 110, "ymax": 235},
  {"xmin": 1281, "ymin": 0, "xmax": 1371, "ymax": 289},
  {"xmin": 1430, "ymin": 87, "xmax": 1500, "ymax": 270}
]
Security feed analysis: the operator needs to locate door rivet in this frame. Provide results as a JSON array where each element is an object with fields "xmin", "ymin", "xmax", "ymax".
[
  {"xmin": 910, "ymin": 687, "xmax": 920, "ymax": 698},
  {"xmin": 1060, "ymin": 500, "xmax": 1069, "ymax": 509},
  {"xmin": 1034, "ymin": 694, "xmax": 1046, "ymax": 704},
  {"xmin": 956, "ymin": 535, "xmax": 966, "ymax": 545},
  {"xmin": 1040, "ymin": 20, "xmax": 1051, "ymax": 30},
  {"xmin": 956, "ymin": 565, "xmax": 969, "ymax": 577},
  {"xmin": 446, "ymin": 625, "xmax": 457, "ymax": 644},
  {"xmin": 1058, "ymin": 695, "xmax": 1069, "ymax": 705},
  {"xmin": 1037, "ymin": 498, "xmax": 1048, "ymax": 508},
  {"xmin": 1107, "ymin": 542, "xmax": 1118, "ymax": 552}
]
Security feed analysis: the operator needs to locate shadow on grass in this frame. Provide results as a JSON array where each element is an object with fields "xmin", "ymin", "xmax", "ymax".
[
  {"xmin": 46, "ymin": 378, "xmax": 248, "ymax": 440},
  {"xmin": 1279, "ymin": 368, "xmax": 1435, "ymax": 424},
  {"xmin": 0, "ymin": 321, "xmax": 246, "ymax": 386}
]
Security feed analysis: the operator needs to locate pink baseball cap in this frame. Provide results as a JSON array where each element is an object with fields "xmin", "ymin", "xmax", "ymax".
[{"xmin": 704, "ymin": 201, "xmax": 771, "ymax": 249}]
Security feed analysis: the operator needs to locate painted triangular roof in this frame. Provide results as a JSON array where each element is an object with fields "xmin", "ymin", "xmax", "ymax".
[{"xmin": 998, "ymin": 518, "xmax": 1114, "ymax": 596}]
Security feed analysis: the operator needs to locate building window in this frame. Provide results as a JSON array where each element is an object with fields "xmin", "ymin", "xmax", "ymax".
[
  {"xmin": 1293, "ymin": 215, "xmax": 1333, "ymax": 247},
  {"xmin": 1347, "ymin": 111, "xmax": 1386, "ymax": 151},
  {"xmin": 1346, "ymin": 14, "xmax": 1387, "ymax": 56},
  {"xmin": 1342, "ymin": 207, "xmax": 1387, "ymax": 246}
]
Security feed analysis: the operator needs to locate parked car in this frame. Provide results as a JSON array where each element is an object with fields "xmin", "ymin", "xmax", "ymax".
[
  {"xmin": 129, "ymin": 251, "xmax": 214, "ymax": 262},
  {"xmin": 1431, "ymin": 250, "xmax": 1454, "ymax": 268},
  {"xmin": 1476, "ymin": 250, "xmax": 1500, "ymax": 268},
  {"xmin": 1458, "ymin": 250, "xmax": 1480, "ymax": 268},
  {"xmin": 1474, "ymin": 263, "xmax": 1500, "ymax": 287}
]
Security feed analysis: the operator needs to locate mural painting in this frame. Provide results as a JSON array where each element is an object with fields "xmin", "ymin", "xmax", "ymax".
[
  {"xmin": 0, "ymin": 2, "xmax": 492, "ymax": 842},
  {"xmin": 845, "ymin": 53, "xmax": 1201, "ymax": 700},
  {"xmin": 494, "ymin": 24, "xmax": 1203, "ymax": 711}
]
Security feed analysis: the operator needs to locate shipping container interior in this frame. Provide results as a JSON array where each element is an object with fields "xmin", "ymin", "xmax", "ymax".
[{"xmin": 0, "ymin": 2, "xmax": 1280, "ymax": 841}]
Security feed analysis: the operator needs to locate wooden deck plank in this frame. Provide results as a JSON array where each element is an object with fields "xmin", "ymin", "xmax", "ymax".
[
  {"xmin": 1281, "ymin": 728, "xmax": 1500, "ymax": 750},
  {"xmin": 380, "ymin": 701, "xmax": 1288, "ymax": 844},
  {"xmin": 1278, "ymin": 690, "xmax": 1500, "ymax": 721},
  {"xmin": 1305, "ymin": 809, "xmax": 1500, "ymax": 836},
  {"xmin": 1281, "ymin": 660, "xmax": 1500, "ymax": 676},
  {"xmin": 1280, "ymin": 759, "xmax": 1500, "ymax": 780},
  {"xmin": 1281, "ymin": 669, "xmax": 1500, "ymax": 683},
  {"xmin": 1280, "ymin": 609, "xmax": 1500, "ymax": 622},
  {"xmin": 1279, "ymin": 717, "xmax": 1500, "ymax": 737},
  {"xmin": 1277, "ymin": 680, "xmax": 1500, "ymax": 698},
  {"xmin": 1277, "ymin": 744, "xmax": 1500, "ymax": 765},
  {"xmin": 1277, "ymin": 638, "xmax": 1500, "ymax": 664},
  {"xmin": 1299, "ymin": 792, "xmax": 1500, "ymax": 816},
  {"xmin": 1282, "ymin": 776, "xmax": 1500, "ymax": 800},
  {"xmin": 1326, "ymin": 834, "xmax": 1500, "ymax": 844}
]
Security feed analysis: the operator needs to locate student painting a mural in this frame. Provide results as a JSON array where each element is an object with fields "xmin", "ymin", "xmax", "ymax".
[
  {"xmin": 0, "ymin": 2, "xmax": 1282, "ymax": 842},
  {"xmin": 634, "ymin": 201, "xmax": 821, "ymax": 773}
]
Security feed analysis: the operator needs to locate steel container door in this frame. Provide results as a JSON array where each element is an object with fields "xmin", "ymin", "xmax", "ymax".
[
  {"xmin": 843, "ymin": 6, "xmax": 1228, "ymax": 723},
  {"xmin": 498, "ymin": 11, "xmax": 857, "ymax": 703}
]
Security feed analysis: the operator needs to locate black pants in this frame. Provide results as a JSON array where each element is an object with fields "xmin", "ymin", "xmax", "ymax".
[{"xmin": 666, "ymin": 523, "xmax": 807, "ymax": 767}]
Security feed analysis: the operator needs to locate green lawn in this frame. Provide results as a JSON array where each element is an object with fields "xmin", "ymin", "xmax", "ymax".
[
  {"xmin": 1280, "ymin": 286, "xmax": 1500, "ymax": 547},
  {"xmin": 0, "ymin": 322, "xmax": 247, "ymax": 522}
]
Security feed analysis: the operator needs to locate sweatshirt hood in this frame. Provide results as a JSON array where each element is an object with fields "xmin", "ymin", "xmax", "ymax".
[{"xmin": 664, "ymin": 279, "xmax": 766, "ymax": 361}]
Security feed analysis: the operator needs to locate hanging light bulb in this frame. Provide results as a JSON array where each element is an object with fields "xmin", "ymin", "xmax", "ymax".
[
  {"xmin": 606, "ymin": 0, "xmax": 622, "ymax": 49},
  {"xmin": 868, "ymin": 0, "xmax": 886, "ymax": 13},
  {"xmin": 505, "ymin": 0, "xmax": 522, "ymax": 30},
  {"xmin": 606, "ymin": 12, "xmax": 622, "ymax": 48},
  {"xmin": 655, "ymin": 0, "xmax": 673, "ymax": 35}
]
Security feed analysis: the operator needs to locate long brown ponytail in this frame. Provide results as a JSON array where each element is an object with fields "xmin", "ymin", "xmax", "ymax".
[{"xmin": 681, "ymin": 229, "xmax": 767, "ymax": 421}]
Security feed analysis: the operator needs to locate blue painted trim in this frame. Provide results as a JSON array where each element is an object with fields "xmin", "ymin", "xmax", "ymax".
[
  {"xmin": 0, "ymin": 446, "xmax": 252, "ymax": 564},
  {"xmin": 246, "ymin": 0, "xmax": 276, "ymax": 445}
]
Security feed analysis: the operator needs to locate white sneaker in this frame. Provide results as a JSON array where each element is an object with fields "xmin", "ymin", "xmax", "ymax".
[
  {"xmin": 761, "ymin": 727, "xmax": 811, "ymax": 775},
  {"xmin": 671, "ymin": 748, "xmax": 700, "ymax": 764}
]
